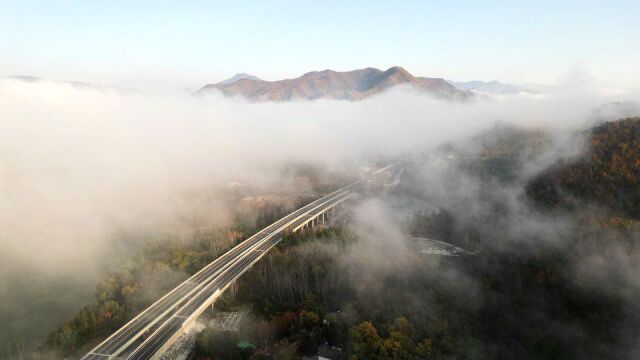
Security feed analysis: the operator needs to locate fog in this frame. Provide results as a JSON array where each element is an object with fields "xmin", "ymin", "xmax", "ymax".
[
  {"xmin": 337, "ymin": 112, "xmax": 640, "ymax": 357},
  {"xmin": 0, "ymin": 76, "xmax": 637, "ymax": 351}
]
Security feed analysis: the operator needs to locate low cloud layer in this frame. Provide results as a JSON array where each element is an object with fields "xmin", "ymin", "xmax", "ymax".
[
  {"xmin": 0, "ymin": 77, "xmax": 638, "ymax": 351},
  {"xmin": 0, "ymin": 77, "xmax": 635, "ymax": 273},
  {"xmin": 338, "ymin": 129, "xmax": 640, "ymax": 357}
]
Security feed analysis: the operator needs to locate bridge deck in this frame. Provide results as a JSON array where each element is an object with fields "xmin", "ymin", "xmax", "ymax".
[
  {"xmin": 81, "ymin": 183, "xmax": 358, "ymax": 360},
  {"xmin": 126, "ymin": 192, "xmax": 353, "ymax": 359}
]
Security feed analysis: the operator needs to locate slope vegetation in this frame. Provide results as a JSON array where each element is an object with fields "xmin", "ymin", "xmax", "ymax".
[{"xmin": 527, "ymin": 118, "xmax": 640, "ymax": 218}]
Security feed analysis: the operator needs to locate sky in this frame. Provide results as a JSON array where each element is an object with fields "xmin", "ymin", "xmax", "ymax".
[{"xmin": 1, "ymin": 0, "xmax": 639, "ymax": 90}]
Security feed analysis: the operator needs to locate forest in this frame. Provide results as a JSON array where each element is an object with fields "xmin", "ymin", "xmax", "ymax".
[
  {"xmin": 194, "ymin": 218, "xmax": 640, "ymax": 359},
  {"xmin": 37, "ymin": 183, "xmax": 329, "ymax": 358},
  {"xmin": 194, "ymin": 118, "xmax": 640, "ymax": 360},
  {"xmin": 527, "ymin": 117, "xmax": 640, "ymax": 218},
  {"xmin": 37, "ymin": 118, "xmax": 640, "ymax": 360},
  {"xmin": 195, "ymin": 227, "xmax": 482, "ymax": 359}
]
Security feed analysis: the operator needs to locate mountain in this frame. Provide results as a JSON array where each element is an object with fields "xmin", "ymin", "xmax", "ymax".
[
  {"xmin": 448, "ymin": 80, "xmax": 539, "ymax": 95},
  {"xmin": 198, "ymin": 66, "xmax": 473, "ymax": 101}
]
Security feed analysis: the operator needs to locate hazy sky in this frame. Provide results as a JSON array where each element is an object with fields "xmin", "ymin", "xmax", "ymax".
[{"xmin": 1, "ymin": 0, "xmax": 639, "ymax": 89}]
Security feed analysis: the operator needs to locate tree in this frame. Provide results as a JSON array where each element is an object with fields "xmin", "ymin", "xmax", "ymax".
[
  {"xmin": 349, "ymin": 321, "xmax": 384, "ymax": 360},
  {"xmin": 195, "ymin": 329, "xmax": 246, "ymax": 360}
]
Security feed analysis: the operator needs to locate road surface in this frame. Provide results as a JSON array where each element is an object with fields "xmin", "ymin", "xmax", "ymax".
[{"xmin": 82, "ymin": 183, "xmax": 358, "ymax": 360}]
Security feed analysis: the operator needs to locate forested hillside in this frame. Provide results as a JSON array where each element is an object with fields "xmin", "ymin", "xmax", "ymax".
[
  {"xmin": 194, "ymin": 219, "xmax": 640, "ymax": 360},
  {"xmin": 527, "ymin": 118, "xmax": 640, "ymax": 218},
  {"xmin": 196, "ymin": 228, "xmax": 480, "ymax": 360},
  {"xmin": 192, "ymin": 118, "xmax": 640, "ymax": 359}
]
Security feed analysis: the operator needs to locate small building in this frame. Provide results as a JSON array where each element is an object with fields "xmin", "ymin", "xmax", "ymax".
[{"xmin": 303, "ymin": 343, "xmax": 342, "ymax": 360}]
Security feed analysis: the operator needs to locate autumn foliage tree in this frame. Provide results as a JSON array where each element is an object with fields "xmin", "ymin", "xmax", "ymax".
[{"xmin": 527, "ymin": 118, "xmax": 640, "ymax": 218}]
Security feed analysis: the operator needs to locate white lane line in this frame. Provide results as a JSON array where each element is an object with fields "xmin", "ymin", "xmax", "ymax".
[{"xmin": 121, "ymin": 184, "xmax": 361, "ymax": 359}]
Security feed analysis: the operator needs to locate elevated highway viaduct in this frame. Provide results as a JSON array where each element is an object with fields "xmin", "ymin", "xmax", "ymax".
[{"xmin": 82, "ymin": 165, "xmax": 396, "ymax": 360}]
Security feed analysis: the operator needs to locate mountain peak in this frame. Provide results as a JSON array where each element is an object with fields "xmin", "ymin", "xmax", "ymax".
[
  {"xmin": 385, "ymin": 66, "xmax": 410, "ymax": 76},
  {"xmin": 380, "ymin": 66, "xmax": 415, "ymax": 83},
  {"xmin": 218, "ymin": 73, "xmax": 261, "ymax": 85}
]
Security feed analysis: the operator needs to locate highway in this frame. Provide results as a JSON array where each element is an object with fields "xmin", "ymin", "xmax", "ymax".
[
  {"xmin": 126, "ymin": 191, "xmax": 354, "ymax": 359},
  {"xmin": 81, "ymin": 182, "xmax": 359, "ymax": 360},
  {"xmin": 126, "ymin": 235, "xmax": 283, "ymax": 359}
]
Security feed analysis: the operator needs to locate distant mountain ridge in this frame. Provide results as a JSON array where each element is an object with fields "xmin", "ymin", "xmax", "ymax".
[
  {"xmin": 198, "ymin": 66, "xmax": 473, "ymax": 101},
  {"xmin": 3, "ymin": 75, "xmax": 128, "ymax": 93},
  {"xmin": 448, "ymin": 80, "xmax": 539, "ymax": 95}
]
